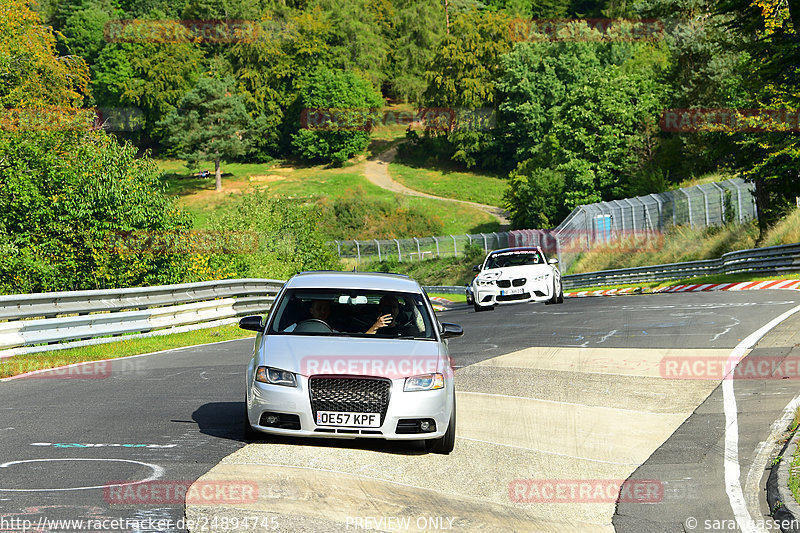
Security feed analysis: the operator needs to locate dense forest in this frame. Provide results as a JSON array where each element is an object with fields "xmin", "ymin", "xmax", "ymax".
[{"xmin": 1, "ymin": 0, "xmax": 798, "ymax": 293}]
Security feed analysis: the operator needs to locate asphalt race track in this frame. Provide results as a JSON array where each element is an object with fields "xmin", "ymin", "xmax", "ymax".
[{"xmin": 2, "ymin": 290, "xmax": 800, "ymax": 532}]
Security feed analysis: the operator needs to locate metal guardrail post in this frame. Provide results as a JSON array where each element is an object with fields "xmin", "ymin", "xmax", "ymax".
[
  {"xmin": 354, "ymin": 240, "xmax": 361, "ymax": 263},
  {"xmin": 679, "ymin": 188, "xmax": 693, "ymax": 228},
  {"xmin": 451, "ymin": 235, "xmax": 457, "ymax": 257},
  {"xmin": 728, "ymin": 180, "xmax": 744, "ymax": 223},
  {"xmin": 374, "ymin": 239, "xmax": 381, "ymax": 262},
  {"xmin": 710, "ymin": 182, "xmax": 726, "ymax": 224},
  {"xmin": 623, "ymin": 198, "xmax": 637, "ymax": 234},
  {"xmin": 649, "ymin": 193, "xmax": 663, "ymax": 229},
  {"xmin": 480, "ymin": 233, "xmax": 488, "ymax": 252},
  {"xmin": 413, "ymin": 237, "xmax": 421, "ymax": 260},
  {"xmin": 393, "ymin": 238, "xmax": 401, "ymax": 262},
  {"xmin": 697, "ymin": 184, "xmax": 710, "ymax": 226},
  {"xmin": 335, "ymin": 240, "xmax": 341, "ymax": 258},
  {"xmin": 433, "ymin": 236, "xmax": 440, "ymax": 257}
]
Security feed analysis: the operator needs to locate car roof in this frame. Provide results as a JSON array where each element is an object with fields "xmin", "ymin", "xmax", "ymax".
[
  {"xmin": 488, "ymin": 247, "xmax": 544, "ymax": 255},
  {"xmin": 285, "ymin": 271, "xmax": 423, "ymax": 292}
]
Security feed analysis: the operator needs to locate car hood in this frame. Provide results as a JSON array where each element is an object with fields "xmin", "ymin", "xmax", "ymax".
[
  {"xmin": 259, "ymin": 335, "xmax": 448, "ymax": 379},
  {"xmin": 478, "ymin": 264, "xmax": 551, "ymax": 279}
]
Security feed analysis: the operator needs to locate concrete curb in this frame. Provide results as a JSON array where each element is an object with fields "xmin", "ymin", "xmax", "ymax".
[{"xmin": 768, "ymin": 432, "xmax": 800, "ymax": 532}]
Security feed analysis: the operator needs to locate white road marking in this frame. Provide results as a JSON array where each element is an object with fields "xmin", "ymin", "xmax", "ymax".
[
  {"xmin": 722, "ymin": 303, "xmax": 800, "ymax": 533},
  {"xmin": 0, "ymin": 458, "xmax": 164, "ymax": 492},
  {"xmin": 597, "ymin": 330, "xmax": 618, "ymax": 344}
]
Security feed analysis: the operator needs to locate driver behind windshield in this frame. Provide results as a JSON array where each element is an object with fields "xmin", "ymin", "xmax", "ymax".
[
  {"xmin": 366, "ymin": 295, "xmax": 402, "ymax": 335},
  {"xmin": 284, "ymin": 299, "xmax": 332, "ymax": 332}
]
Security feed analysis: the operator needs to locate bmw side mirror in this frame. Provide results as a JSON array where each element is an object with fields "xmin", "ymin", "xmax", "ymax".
[
  {"xmin": 440, "ymin": 323, "xmax": 463, "ymax": 339},
  {"xmin": 238, "ymin": 315, "xmax": 264, "ymax": 332},
  {"xmin": 472, "ymin": 265, "xmax": 481, "ymax": 272},
  {"xmin": 548, "ymin": 258, "xmax": 559, "ymax": 265}
]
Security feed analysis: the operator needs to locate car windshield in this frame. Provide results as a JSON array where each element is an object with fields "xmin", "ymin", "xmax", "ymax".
[
  {"xmin": 485, "ymin": 250, "xmax": 543, "ymax": 269},
  {"xmin": 267, "ymin": 288, "xmax": 436, "ymax": 339}
]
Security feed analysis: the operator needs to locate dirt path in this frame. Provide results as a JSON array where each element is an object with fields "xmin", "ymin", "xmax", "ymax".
[{"xmin": 364, "ymin": 146, "xmax": 511, "ymax": 226}]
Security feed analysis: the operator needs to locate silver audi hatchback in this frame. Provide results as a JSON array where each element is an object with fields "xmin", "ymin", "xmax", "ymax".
[{"xmin": 239, "ymin": 271, "xmax": 463, "ymax": 454}]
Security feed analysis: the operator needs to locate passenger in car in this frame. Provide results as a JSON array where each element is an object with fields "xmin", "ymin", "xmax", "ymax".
[{"xmin": 365, "ymin": 295, "xmax": 401, "ymax": 334}]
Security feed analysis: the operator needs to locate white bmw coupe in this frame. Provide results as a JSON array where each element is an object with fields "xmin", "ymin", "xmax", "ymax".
[{"xmin": 470, "ymin": 247, "xmax": 563, "ymax": 312}]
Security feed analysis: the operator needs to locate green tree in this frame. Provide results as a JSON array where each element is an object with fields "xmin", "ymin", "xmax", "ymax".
[
  {"xmin": 715, "ymin": 0, "xmax": 800, "ymax": 233},
  {"xmin": 387, "ymin": 0, "xmax": 445, "ymax": 102},
  {"xmin": 0, "ymin": 0, "xmax": 89, "ymax": 108},
  {"xmin": 91, "ymin": 15, "xmax": 203, "ymax": 144},
  {"xmin": 504, "ymin": 162, "xmax": 567, "ymax": 228},
  {"xmin": 57, "ymin": 3, "xmax": 114, "ymax": 64},
  {"xmin": 290, "ymin": 66, "xmax": 383, "ymax": 164},
  {"xmin": 159, "ymin": 76, "xmax": 253, "ymax": 191},
  {"xmin": 227, "ymin": 8, "xmax": 334, "ymax": 159}
]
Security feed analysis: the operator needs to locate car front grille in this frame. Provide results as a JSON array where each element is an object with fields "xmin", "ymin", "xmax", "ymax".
[
  {"xmin": 497, "ymin": 278, "xmax": 526, "ymax": 288},
  {"xmin": 309, "ymin": 377, "xmax": 391, "ymax": 425}
]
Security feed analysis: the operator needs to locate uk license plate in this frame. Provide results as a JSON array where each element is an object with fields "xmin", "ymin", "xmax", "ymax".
[
  {"xmin": 501, "ymin": 287, "xmax": 524, "ymax": 296},
  {"xmin": 316, "ymin": 411, "xmax": 381, "ymax": 427}
]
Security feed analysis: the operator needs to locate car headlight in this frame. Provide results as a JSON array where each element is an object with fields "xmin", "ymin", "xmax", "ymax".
[
  {"xmin": 404, "ymin": 373, "xmax": 444, "ymax": 391},
  {"xmin": 255, "ymin": 366, "xmax": 297, "ymax": 387},
  {"xmin": 530, "ymin": 273, "xmax": 551, "ymax": 282},
  {"xmin": 476, "ymin": 272, "xmax": 500, "ymax": 286}
]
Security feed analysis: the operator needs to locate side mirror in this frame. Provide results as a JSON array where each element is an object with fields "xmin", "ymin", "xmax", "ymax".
[
  {"xmin": 238, "ymin": 315, "xmax": 264, "ymax": 332},
  {"xmin": 472, "ymin": 265, "xmax": 481, "ymax": 272},
  {"xmin": 440, "ymin": 322, "xmax": 463, "ymax": 339},
  {"xmin": 548, "ymin": 258, "xmax": 559, "ymax": 265}
]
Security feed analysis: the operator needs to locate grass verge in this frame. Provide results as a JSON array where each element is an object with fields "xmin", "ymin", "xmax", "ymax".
[
  {"xmin": 789, "ymin": 407, "xmax": 800, "ymax": 505},
  {"xmin": 0, "ymin": 324, "xmax": 255, "ymax": 379},
  {"xmin": 388, "ymin": 162, "xmax": 507, "ymax": 207}
]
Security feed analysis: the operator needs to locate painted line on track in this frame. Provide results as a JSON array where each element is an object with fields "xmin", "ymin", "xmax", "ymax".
[{"xmin": 721, "ymin": 302, "xmax": 800, "ymax": 533}]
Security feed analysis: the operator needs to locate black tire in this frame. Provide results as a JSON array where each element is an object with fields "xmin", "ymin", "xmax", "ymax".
[
  {"xmin": 545, "ymin": 281, "xmax": 558, "ymax": 304},
  {"xmin": 243, "ymin": 394, "xmax": 258, "ymax": 441},
  {"xmin": 425, "ymin": 397, "xmax": 456, "ymax": 454},
  {"xmin": 556, "ymin": 282, "xmax": 564, "ymax": 304},
  {"xmin": 473, "ymin": 303, "xmax": 485, "ymax": 312}
]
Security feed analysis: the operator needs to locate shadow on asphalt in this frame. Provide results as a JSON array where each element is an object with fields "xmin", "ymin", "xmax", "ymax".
[{"xmin": 192, "ymin": 401, "xmax": 431, "ymax": 455}]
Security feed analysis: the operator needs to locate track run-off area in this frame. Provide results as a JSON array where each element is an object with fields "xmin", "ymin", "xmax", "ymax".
[{"xmin": 2, "ymin": 290, "xmax": 800, "ymax": 532}]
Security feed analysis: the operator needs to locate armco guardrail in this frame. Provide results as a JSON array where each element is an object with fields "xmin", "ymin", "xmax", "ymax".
[
  {"xmin": 562, "ymin": 242, "xmax": 800, "ymax": 289},
  {"xmin": 0, "ymin": 279, "xmax": 283, "ymax": 358}
]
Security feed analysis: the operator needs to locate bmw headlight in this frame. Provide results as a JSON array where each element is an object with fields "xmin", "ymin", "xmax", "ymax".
[
  {"xmin": 404, "ymin": 373, "xmax": 444, "ymax": 391},
  {"xmin": 476, "ymin": 272, "xmax": 500, "ymax": 286},
  {"xmin": 530, "ymin": 273, "xmax": 551, "ymax": 282},
  {"xmin": 255, "ymin": 366, "xmax": 297, "ymax": 387}
]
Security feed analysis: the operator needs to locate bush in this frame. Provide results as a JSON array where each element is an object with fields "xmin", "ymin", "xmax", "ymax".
[
  {"xmin": 0, "ymin": 130, "xmax": 191, "ymax": 294},
  {"xmin": 207, "ymin": 192, "xmax": 341, "ymax": 280}
]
